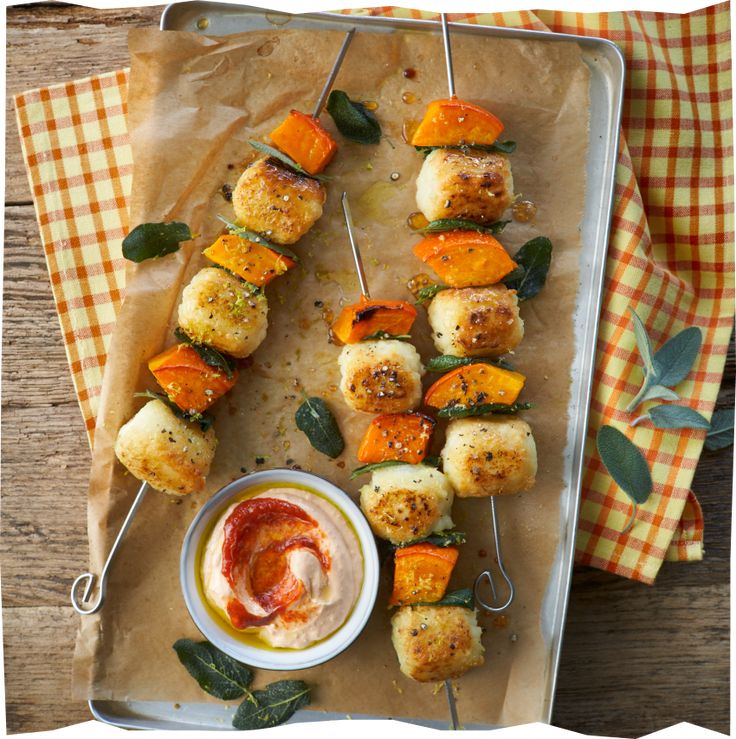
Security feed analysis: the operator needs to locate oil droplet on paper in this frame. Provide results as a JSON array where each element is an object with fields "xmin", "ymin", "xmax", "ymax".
[
  {"xmin": 401, "ymin": 91, "xmax": 417, "ymax": 104},
  {"xmin": 257, "ymin": 36, "xmax": 281, "ymax": 57},
  {"xmin": 402, "ymin": 119, "xmax": 419, "ymax": 143},
  {"xmin": 406, "ymin": 211, "xmax": 429, "ymax": 231},
  {"xmin": 512, "ymin": 199, "xmax": 538, "ymax": 223},
  {"xmin": 362, "ymin": 100, "xmax": 379, "ymax": 111},
  {"xmin": 196, "ymin": 17, "xmax": 209, "ymax": 30}
]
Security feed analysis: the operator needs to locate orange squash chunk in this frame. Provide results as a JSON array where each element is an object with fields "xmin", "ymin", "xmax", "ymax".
[
  {"xmin": 413, "ymin": 230, "xmax": 517, "ymax": 288},
  {"xmin": 149, "ymin": 343, "xmax": 238, "ymax": 414},
  {"xmin": 389, "ymin": 543, "xmax": 459, "ymax": 606},
  {"xmin": 424, "ymin": 363, "xmax": 525, "ymax": 410},
  {"xmin": 270, "ymin": 110, "xmax": 338, "ymax": 175},
  {"xmin": 357, "ymin": 412, "xmax": 436, "ymax": 464},
  {"xmin": 410, "ymin": 98, "xmax": 504, "ymax": 147},
  {"xmin": 203, "ymin": 234, "xmax": 295, "ymax": 287},
  {"xmin": 332, "ymin": 296, "xmax": 418, "ymax": 344}
]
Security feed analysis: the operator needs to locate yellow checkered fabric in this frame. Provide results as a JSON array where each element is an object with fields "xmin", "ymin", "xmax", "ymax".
[{"xmin": 14, "ymin": 6, "xmax": 734, "ymax": 583}]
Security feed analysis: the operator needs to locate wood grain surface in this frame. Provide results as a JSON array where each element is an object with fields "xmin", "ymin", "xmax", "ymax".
[{"xmin": 3, "ymin": 4, "xmax": 732, "ymax": 736}]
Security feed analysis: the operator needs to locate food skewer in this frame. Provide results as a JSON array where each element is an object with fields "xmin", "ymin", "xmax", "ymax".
[
  {"xmin": 338, "ymin": 193, "xmax": 467, "ymax": 730},
  {"xmin": 71, "ymin": 32, "xmax": 360, "ymax": 616},
  {"xmin": 71, "ymin": 481, "xmax": 150, "ymax": 614},
  {"xmin": 474, "ymin": 498, "xmax": 515, "ymax": 613}
]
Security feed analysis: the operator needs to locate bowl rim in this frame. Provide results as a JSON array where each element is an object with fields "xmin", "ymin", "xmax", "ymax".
[{"xmin": 180, "ymin": 468, "xmax": 379, "ymax": 670}]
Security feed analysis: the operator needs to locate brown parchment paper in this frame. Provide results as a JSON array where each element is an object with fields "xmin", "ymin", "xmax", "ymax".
[{"xmin": 72, "ymin": 25, "xmax": 590, "ymax": 727}]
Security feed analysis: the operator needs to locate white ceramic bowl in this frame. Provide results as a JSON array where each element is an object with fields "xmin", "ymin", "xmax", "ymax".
[{"xmin": 180, "ymin": 468, "xmax": 379, "ymax": 670}]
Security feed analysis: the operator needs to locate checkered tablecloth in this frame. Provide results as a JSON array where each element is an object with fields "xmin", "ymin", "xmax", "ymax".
[{"xmin": 14, "ymin": 5, "xmax": 734, "ymax": 584}]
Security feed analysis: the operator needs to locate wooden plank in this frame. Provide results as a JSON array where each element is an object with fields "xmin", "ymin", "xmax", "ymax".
[{"xmin": 6, "ymin": 4, "xmax": 163, "ymax": 204}]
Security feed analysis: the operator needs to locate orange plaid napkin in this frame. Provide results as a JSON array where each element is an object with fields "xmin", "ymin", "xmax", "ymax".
[{"xmin": 14, "ymin": 5, "xmax": 734, "ymax": 584}]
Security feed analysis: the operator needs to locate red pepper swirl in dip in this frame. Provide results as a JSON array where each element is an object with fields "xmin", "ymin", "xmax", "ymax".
[{"xmin": 202, "ymin": 488, "xmax": 363, "ymax": 648}]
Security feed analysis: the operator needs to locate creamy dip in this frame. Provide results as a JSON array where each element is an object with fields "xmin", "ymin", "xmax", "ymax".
[{"xmin": 201, "ymin": 488, "xmax": 363, "ymax": 649}]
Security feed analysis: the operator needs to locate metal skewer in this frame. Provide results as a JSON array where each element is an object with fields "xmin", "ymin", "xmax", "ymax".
[
  {"xmin": 71, "ymin": 481, "xmax": 150, "ymax": 615},
  {"xmin": 341, "ymin": 192, "xmax": 371, "ymax": 299},
  {"xmin": 312, "ymin": 28, "xmax": 356, "ymax": 118},
  {"xmin": 474, "ymin": 498, "xmax": 515, "ymax": 613},
  {"xmin": 342, "ymin": 191, "xmax": 459, "ymax": 729},
  {"xmin": 440, "ymin": 13, "xmax": 456, "ymax": 99}
]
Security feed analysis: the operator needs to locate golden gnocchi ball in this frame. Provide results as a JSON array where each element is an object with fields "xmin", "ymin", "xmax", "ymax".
[
  {"xmin": 114, "ymin": 399, "xmax": 217, "ymax": 496},
  {"xmin": 178, "ymin": 267, "xmax": 267, "ymax": 359},
  {"xmin": 416, "ymin": 148, "xmax": 514, "ymax": 224},
  {"xmin": 391, "ymin": 605, "xmax": 485, "ymax": 682},
  {"xmin": 338, "ymin": 340, "xmax": 424, "ymax": 414},
  {"xmin": 232, "ymin": 157, "xmax": 326, "ymax": 244},
  {"xmin": 359, "ymin": 464, "xmax": 454, "ymax": 545},
  {"xmin": 428, "ymin": 285, "xmax": 524, "ymax": 357},
  {"xmin": 441, "ymin": 417, "xmax": 537, "ymax": 497}
]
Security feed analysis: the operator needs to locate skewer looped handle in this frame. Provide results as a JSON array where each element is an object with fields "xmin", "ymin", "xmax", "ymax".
[
  {"xmin": 474, "ymin": 497, "xmax": 515, "ymax": 613},
  {"xmin": 312, "ymin": 28, "xmax": 356, "ymax": 118},
  {"xmin": 71, "ymin": 481, "xmax": 150, "ymax": 615}
]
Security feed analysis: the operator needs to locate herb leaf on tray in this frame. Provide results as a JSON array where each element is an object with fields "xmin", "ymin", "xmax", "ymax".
[
  {"xmin": 122, "ymin": 221, "xmax": 192, "ymax": 263},
  {"xmin": 326, "ymin": 90, "xmax": 382, "ymax": 145},
  {"xmin": 596, "ymin": 425, "xmax": 653, "ymax": 533},
  {"xmin": 216, "ymin": 215, "xmax": 300, "ymax": 262},
  {"xmin": 296, "ymin": 396, "xmax": 345, "ymax": 458},
  {"xmin": 174, "ymin": 327, "xmax": 236, "ymax": 379},
  {"xmin": 704, "ymin": 408, "xmax": 735, "ymax": 451},
  {"xmin": 415, "ymin": 284, "xmax": 448, "ymax": 305},
  {"xmin": 415, "ymin": 141, "xmax": 516, "ymax": 156},
  {"xmin": 400, "ymin": 530, "xmax": 467, "ymax": 548},
  {"xmin": 134, "ymin": 390, "xmax": 214, "ymax": 431},
  {"xmin": 502, "ymin": 236, "xmax": 553, "ymax": 301},
  {"xmin": 412, "ymin": 218, "xmax": 510, "ymax": 236},
  {"xmin": 416, "ymin": 587, "xmax": 474, "ymax": 609},
  {"xmin": 437, "ymin": 401, "xmax": 533, "ymax": 419},
  {"xmin": 350, "ymin": 456, "xmax": 439, "ymax": 479},
  {"xmin": 426, "ymin": 355, "xmax": 514, "ymax": 373},
  {"xmin": 173, "ymin": 639, "xmax": 254, "ymax": 701},
  {"xmin": 232, "ymin": 680, "xmax": 311, "ymax": 730}
]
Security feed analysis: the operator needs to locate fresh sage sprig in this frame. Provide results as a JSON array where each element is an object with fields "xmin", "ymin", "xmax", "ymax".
[
  {"xmin": 295, "ymin": 395, "xmax": 345, "ymax": 458},
  {"xmin": 415, "ymin": 141, "xmax": 517, "ymax": 156},
  {"xmin": 412, "ymin": 218, "xmax": 510, "ymax": 236},
  {"xmin": 596, "ymin": 425, "xmax": 653, "ymax": 534},
  {"xmin": 122, "ymin": 221, "xmax": 192, "ymax": 263},
  {"xmin": 174, "ymin": 327, "xmax": 236, "ymax": 379},
  {"xmin": 232, "ymin": 680, "xmax": 311, "ymax": 730},
  {"xmin": 705, "ymin": 408, "xmax": 734, "ymax": 451},
  {"xmin": 502, "ymin": 236, "xmax": 553, "ymax": 301},
  {"xmin": 326, "ymin": 90, "xmax": 382, "ymax": 145},
  {"xmin": 173, "ymin": 639, "xmax": 310, "ymax": 730},
  {"xmin": 350, "ymin": 456, "xmax": 439, "ymax": 480},
  {"xmin": 631, "ymin": 404, "xmax": 710, "ymax": 430},
  {"xmin": 426, "ymin": 355, "xmax": 514, "ymax": 373},
  {"xmin": 437, "ymin": 401, "xmax": 533, "ymax": 419},
  {"xmin": 400, "ymin": 530, "xmax": 467, "ymax": 548},
  {"xmin": 134, "ymin": 390, "xmax": 214, "ymax": 431},
  {"xmin": 626, "ymin": 307, "xmax": 702, "ymax": 412},
  {"xmin": 216, "ymin": 215, "xmax": 300, "ymax": 262},
  {"xmin": 248, "ymin": 140, "xmax": 331, "ymax": 183},
  {"xmin": 415, "ymin": 587, "xmax": 474, "ymax": 609},
  {"xmin": 361, "ymin": 331, "xmax": 412, "ymax": 342},
  {"xmin": 415, "ymin": 284, "xmax": 448, "ymax": 305}
]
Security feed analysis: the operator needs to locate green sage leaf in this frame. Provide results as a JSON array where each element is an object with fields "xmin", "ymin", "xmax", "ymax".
[
  {"xmin": 704, "ymin": 408, "xmax": 734, "ymax": 451},
  {"xmin": 437, "ymin": 401, "xmax": 533, "ymax": 419},
  {"xmin": 134, "ymin": 391, "xmax": 214, "ymax": 432},
  {"xmin": 248, "ymin": 140, "xmax": 330, "ymax": 183},
  {"xmin": 360, "ymin": 331, "xmax": 412, "ymax": 342},
  {"xmin": 416, "ymin": 587, "xmax": 474, "ymax": 609},
  {"xmin": 122, "ymin": 222, "xmax": 192, "ymax": 263},
  {"xmin": 216, "ymin": 215, "xmax": 300, "ymax": 262},
  {"xmin": 415, "ymin": 284, "xmax": 448, "ymax": 305},
  {"xmin": 627, "ymin": 307, "xmax": 655, "ymax": 375},
  {"xmin": 425, "ymin": 355, "xmax": 514, "ymax": 373},
  {"xmin": 400, "ymin": 530, "xmax": 467, "ymax": 548},
  {"xmin": 295, "ymin": 396, "xmax": 345, "ymax": 458},
  {"xmin": 326, "ymin": 90, "xmax": 381, "ymax": 145},
  {"xmin": 173, "ymin": 639, "xmax": 253, "ymax": 701},
  {"xmin": 350, "ymin": 457, "xmax": 439, "ymax": 479},
  {"xmin": 422, "ymin": 455, "xmax": 441, "ymax": 468},
  {"xmin": 502, "ymin": 236, "xmax": 552, "ymax": 301},
  {"xmin": 639, "ymin": 404, "xmax": 711, "ymax": 430},
  {"xmin": 415, "ymin": 141, "xmax": 516, "ymax": 156},
  {"xmin": 639, "ymin": 384, "xmax": 680, "ymax": 404},
  {"xmin": 174, "ymin": 328, "xmax": 236, "ymax": 379},
  {"xmin": 596, "ymin": 425, "xmax": 652, "ymax": 505},
  {"xmin": 652, "ymin": 326, "xmax": 703, "ymax": 387},
  {"xmin": 413, "ymin": 218, "xmax": 510, "ymax": 236},
  {"xmin": 232, "ymin": 680, "xmax": 311, "ymax": 730}
]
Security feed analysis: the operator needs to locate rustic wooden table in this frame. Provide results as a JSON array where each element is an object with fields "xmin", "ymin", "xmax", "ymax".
[{"xmin": 3, "ymin": 4, "xmax": 732, "ymax": 736}]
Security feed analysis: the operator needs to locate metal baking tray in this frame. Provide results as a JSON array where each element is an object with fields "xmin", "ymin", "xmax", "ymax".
[{"xmin": 90, "ymin": 2, "xmax": 624, "ymax": 730}]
